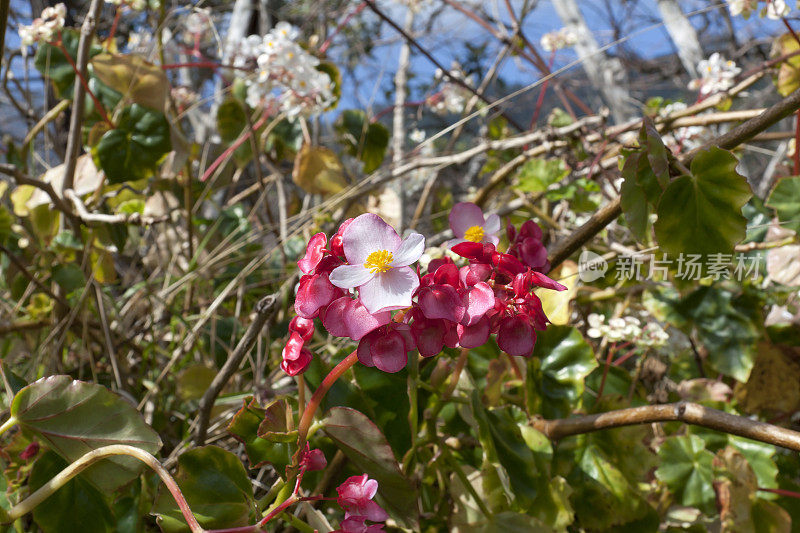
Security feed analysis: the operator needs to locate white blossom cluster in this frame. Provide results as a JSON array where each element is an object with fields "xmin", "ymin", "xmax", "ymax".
[
  {"xmin": 171, "ymin": 86, "xmax": 199, "ymax": 109},
  {"xmin": 540, "ymin": 28, "xmax": 578, "ymax": 52},
  {"xmin": 106, "ymin": 0, "xmax": 146, "ymax": 11},
  {"xmin": 587, "ymin": 313, "xmax": 669, "ymax": 347},
  {"xmin": 727, "ymin": 0, "xmax": 793, "ymax": 19},
  {"xmin": 226, "ymin": 22, "xmax": 334, "ymax": 116},
  {"xmin": 19, "ymin": 3, "xmax": 66, "ymax": 47},
  {"xmin": 688, "ymin": 53, "xmax": 741, "ymax": 95},
  {"xmin": 429, "ymin": 67, "xmax": 474, "ymax": 115},
  {"xmin": 659, "ymin": 102, "xmax": 708, "ymax": 152}
]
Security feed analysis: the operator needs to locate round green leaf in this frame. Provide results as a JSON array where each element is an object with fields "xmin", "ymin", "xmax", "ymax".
[
  {"xmin": 92, "ymin": 104, "xmax": 172, "ymax": 184},
  {"xmin": 655, "ymin": 435, "xmax": 716, "ymax": 512},
  {"xmin": 10, "ymin": 375, "xmax": 162, "ymax": 491},
  {"xmin": 655, "ymin": 147, "xmax": 752, "ymax": 256},
  {"xmin": 766, "ymin": 176, "xmax": 800, "ymax": 234},
  {"xmin": 152, "ymin": 446, "xmax": 256, "ymax": 533},
  {"xmin": 34, "ymin": 29, "xmax": 102, "ymax": 99}
]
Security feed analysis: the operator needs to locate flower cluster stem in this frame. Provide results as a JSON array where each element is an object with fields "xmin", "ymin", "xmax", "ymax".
[{"xmin": 297, "ymin": 350, "xmax": 359, "ymax": 448}]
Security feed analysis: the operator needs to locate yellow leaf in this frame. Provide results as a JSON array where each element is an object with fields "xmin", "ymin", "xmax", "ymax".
[
  {"xmin": 292, "ymin": 145, "xmax": 348, "ymax": 195},
  {"xmin": 10, "ymin": 185, "xmax": 35, "ymax": 216},
  {"xmin": 91, "ymin": 249, "xmax": 117, "ymax": 284},
  {"xmin": 537, "ymin": 260, "xmax": 578, "ymax": 325},
  {"xmin": 772, "ymin": 33, "xmax": 800, "ymax": 97},
  {"xmin": 0, "ymin": 180, "xmax": 8, "ymax": 199},
  {"xmin": 90, "ymin": 53, "xmax": 169, "ymax": 111}
]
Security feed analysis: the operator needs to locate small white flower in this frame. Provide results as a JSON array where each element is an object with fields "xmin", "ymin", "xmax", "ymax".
[
  {"xmin": 540, "ymin": 27, "xmax": 578, "ymax": 52},
  {"xmin": 409, "ymin": 129, "xmax": 426, "ymax": 143},
  {"xmin": 688, "ymin": 53, "xmax": 741, "ymax": 95}
]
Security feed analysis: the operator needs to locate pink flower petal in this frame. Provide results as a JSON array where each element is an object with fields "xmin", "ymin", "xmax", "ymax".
[
  {"xmin": 390, "ymin": 232, "xmax": 425, "ymax": 267},
  {"xmin": 460, "ymin": 282, "xmax": 495, "ymax": 326},
  {"xmin": 449, "ymin": 202, "xmax": 485, "ymax": 238},
  {"xmin": 457, "ymin": 317, "xmax": 490, "ymax": 348},
  {"xmin": 483, "ymin": 213, "xmax": 501, "ymax": 235},
  {"xmin": 343, "ymin": 213, "xmax": 401, "ymax": 264},
  {"xmin": 497, "ymin": 316, "xmax": 536, "ymax": 357},
  {"xmin": 298, "ymin": 232, "xmax": 327, "ymax": 274},
  {"xmin": 330, "ymin": 264, "xmax": 374, "ymax": 289},
  {"xmin": 358, "ymin": 267, "xmax": 419, "ymax": 314},
  {"xmin": 418, "ymin": 285, "xmax": 465, "ymax": 323},
  {"xmin": 321, "ymin": 297, "xmax": 391, "ymax": 340},
  {"xmin": 371, "ymin": 333, "xmax": 409, "ymax": 372}
]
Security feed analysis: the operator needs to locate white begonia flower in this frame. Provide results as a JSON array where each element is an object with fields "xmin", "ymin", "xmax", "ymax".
[
  {"xmin": 727, "ymin": 0, "xmax": 758, "ymax": 17},
  {"xmin": 688, "ymin": 53, "xmax": 741, "ymax": 95},
  {"xmin": 540, "ymin": 27, "xmax": 578, "ymax": 52},
  {"xmin": 329, "ymin": 214, "xmax": 425, "ymax": 314}
]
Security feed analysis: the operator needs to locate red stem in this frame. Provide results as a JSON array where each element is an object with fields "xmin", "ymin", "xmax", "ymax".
[
  {"xmin": 296, "ymin": 350, "xmax": 359, "ymax": 446},
  {"xmin": 530, "ymin": 51, "xmax": 556, "ymax": 128},
  {"xmin": 759, "ymin": 487, "xmax": 800, "ymax": 499},
  {"xmin": 320, "ymin": 1, "xmax": 368, "ymax": 54},
  {"xmin": 612, "ymin": 347, "xmax": 638, "ymax": 367},
  {"xmin": 596, "ymin": 344, "xmax": 617, "ymax": 401},
  {"xmin": 107, "ymin": 7, "xmax": 122, "ymax": 44},
  {"xmin": 201, "ymin": 110, "xmax": 270, "ymax": 182},
  {"xmin": 55, "ymin": 36, "xmax": 114, "ymax": 127}
]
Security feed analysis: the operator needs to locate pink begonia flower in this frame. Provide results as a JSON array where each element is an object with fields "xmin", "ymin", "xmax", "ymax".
[
  {"xmin": 336, "ymin": 474, "xmax": 389, "ymax": 523},
  {"xmin": 447, "ymin": 202, "xmax": 501, "ymax": 247},
  {"xmin": 329, "ymin": 214, "xmax": 425, "ymax": 314},
  {"xmin": 335, "ymin": 516, "xmax": 385, "ymax": 533},
  {"xmin": 298, "ymin": 445, "xmax": 327, "ymax": 472}
]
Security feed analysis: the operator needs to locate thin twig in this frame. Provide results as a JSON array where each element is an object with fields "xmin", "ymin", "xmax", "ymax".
[
  {"xmin": 195, "ymin": 294, "xmax": 277, "ymax": 445},
  {"xmin": 62, "ymin": 0, "xmax": 105, "ymax": 192}
]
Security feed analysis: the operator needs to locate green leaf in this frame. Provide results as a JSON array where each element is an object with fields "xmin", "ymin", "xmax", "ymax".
[
  {"xmin": 216, "ymin": 98, "xmax": 248, "ymax": 144},
  {"xmin": 773, "ymin": 33, "xmax": 800, "ymax": 97},
  {"xmin": 765, "ymin": 176, "xmax": 800, "ymax": 233},
  {"xmin": 528, "ymin": 326, "xmax": 598, "ymax": 418},
  {"xmin": 175, "ymin": 365, "xmax": 217, "ymax": 402},
  {"xmin": 152, "ymin": 446, "xmax": 256, "ymax": 533},
  {"xmin": 469, "ymin": 396, "xmax": 542, "ymax": 508},
  {"xmin": 265, "ymin": 118, "xmax": 303, "ymax": 160},
  {"xmin": 639, "ymin": 117, "xmax": 670, "ymax": 188},
  {"xmin": 321, "ymin": 407, "xmax": 419, "ymax": 528},
  {"xmin": 34, "ymin": 29, "xmax": 102, "ymax": 98},
  {"xmin": 92, "ymin": 104, "xmax": 172, "ymax": 184},
  {"xmin": 226, "ymin": 397, "xmax": 291, "ymax": 471},
  {"xmin": 0, "ymin": 206, "xmax": 12, "ymax": 244},
  {"xmin": 29, "ymin": 451, "xmax": 114, "ymax": 533},
  {"xmin": 516, "ymin": 158, "xmax": 570, "ymax": 193},
  {"xmin": 473, "ymin": 511, "xmax": 554, "ymax": 533},
  {"xmin": 52, "ymin": 264, "xmax": 86, "ymax": 293},
  {"xmin": 566, "ymin": 441, "xmax": 653, "ymax": 529},
  {"xmin": 620, "ymin": 151, "xmax": 653, "ymax": 240},
  {"xmin": 729, "ymin": 436, "xmax": 779, "ymax": 493},
  {"xmin": 656, "ymin": 435, "xmax": 716, "ymax": 512},
  {"xmin": 679, "ymin": 286, "xmax": 758, "ymax": 382},
  {"xmin": 655, "ymin": 147, "xmax": 752, "ymax": 257},
  {"xmin": 10, "ymin": 375, "xmax": 162, "ymax": 491},
  {"xmin": 334, "ymin": 109, "xmax": 389, "ymax": 173}
]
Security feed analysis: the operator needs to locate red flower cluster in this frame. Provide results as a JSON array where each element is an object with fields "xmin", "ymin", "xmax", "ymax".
[{"xmin": 283, "ymin": 209, "xmax": 566, "ymax": 375}]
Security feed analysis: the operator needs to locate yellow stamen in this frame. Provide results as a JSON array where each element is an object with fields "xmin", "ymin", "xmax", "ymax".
[
  {"xmin": 464, "ymin": 225, "xmax": 485, "ymax": 243},
  {"xmin": 364, "ymin": 250, "xmax": 394, "ymax": 274}
]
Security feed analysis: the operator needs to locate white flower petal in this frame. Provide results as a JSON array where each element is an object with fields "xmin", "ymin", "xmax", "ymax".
[
  {"xmin": 358, "ymin": 266, "xmax": 419, "ymax": 314},
  {"xmin": 329, "ymin": 264, "xmax": 374, "ymax": 289},
  {"xmin": 342, "ymin": 213, "xmax": 401, "ymax": 264},
  {"xmin": 390, "ymin": 232, "xmax": 425, "ymax": 267},
  {"xmin": 483, "ymin": 213, "xmax": 501, "ymax": 235}
]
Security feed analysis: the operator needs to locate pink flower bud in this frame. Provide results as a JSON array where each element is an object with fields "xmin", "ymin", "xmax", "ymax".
[
  {"xmin": 297, "ymin": 232, "xmax": 327, "ymax": 274},
  {"xmin": 281, "ymin": 346, "xmax": 312, "ymax": 376}
]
